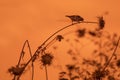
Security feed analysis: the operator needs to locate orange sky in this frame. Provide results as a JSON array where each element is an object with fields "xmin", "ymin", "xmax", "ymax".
[{"xmin": 0, "ymin": 0, "xmax": 120, "ymax": 80}]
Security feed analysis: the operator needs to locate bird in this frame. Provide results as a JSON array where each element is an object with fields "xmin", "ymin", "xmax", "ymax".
[{"xmin": 66, "ymin": 15, "xmax": 84, "ymax": 23}]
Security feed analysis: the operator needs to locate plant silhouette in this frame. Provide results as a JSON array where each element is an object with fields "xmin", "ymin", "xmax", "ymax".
[{"xmin": 8, "ymin": 15, "xmax": 120, "ymax": 80}]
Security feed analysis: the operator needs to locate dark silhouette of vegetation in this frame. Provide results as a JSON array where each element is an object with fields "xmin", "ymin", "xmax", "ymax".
[
  {"xmin": 66, "ymin": 15, "xmax": 84, "ymax": 24},
  {"xmin": 8, "ymin": 15, "xmax": 120, "ymax": 80}
]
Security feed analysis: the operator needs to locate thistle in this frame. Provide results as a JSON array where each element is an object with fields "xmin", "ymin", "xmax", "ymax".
[{"xmin": 40, "ymin": 53, "xmax": 54, "ymax": 66}]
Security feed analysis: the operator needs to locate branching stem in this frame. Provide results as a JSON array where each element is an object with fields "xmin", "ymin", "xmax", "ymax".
[{"xmin": 16, "ymin": 21, "xmax": 97, "ymax": 79}]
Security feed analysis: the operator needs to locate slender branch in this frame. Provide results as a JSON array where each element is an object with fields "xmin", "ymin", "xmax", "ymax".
[
  {"xmin": 102, "ymin": 36, "xmax": 120, "ymax": 71},
  {"xmin": 44, "ymin": 36, "xmax": 57, "ymax": 49},
  {"xmin": 13, "ymin": 40, "xmax": 29, "ymax": 80},
  {"xmin": 45, "ymin": 65, "xmax": 48, "ymax": 80},
  {"xmin": 26, "ymin": 41, "xmax": 34, "ymax": 80},
  {"xmin": 16, "ymin": 40, "xmax": 34, "ymax": 80},
  {"xmin": 17, "ymin": 40, "xmax": 28, "ymax": 66},
  {"xmin": 40, "ymin": 23, "xmax": 74, "ymax": 47},
  {"xmin": 99, "ymin": 30, "xmax": 103, "ymax": 63},
  {"xmin": 17, "ymin": 21, "xmax": 98, "ymax": 79},
  {"xmin": 39, "ymin": 21, "xmax": 97, "ymax": 47},
  {"xmin": 82, "ymin": 21, "xmax": 97, "ymax": 24},
  {"xmin": 22, "ymin": 23, "xmax": 76, "ymax": 68}
]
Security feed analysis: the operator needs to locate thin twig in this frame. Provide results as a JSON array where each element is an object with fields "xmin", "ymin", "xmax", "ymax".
[
  {"xmin": 102, "ymin": 36, "xmax": 120, "ymax": 72},
  {"xmin": 23, "ymin": 23, "xmax": 76, "ymax": 69},
  {"xmin": 17, "ymin": 40, "xmax": 28, "ymax": 66},
  {"xmin": 44, "ymin": 36, "xmax": 57, "ymax": 49},
  {"xmin": 39, "ymin": 21, "xmax": 97, "ymax": 47},
  {"xmin": 26, "ymin": 40, "xmax": 34, "ymax": 80},
  {"xmin": 17, "ymin": 21, "xmax": 98, "ymax": 79},
  {"xmin": 14, "ymin": 40, "xmax": 29, "ymax": 80},
  {"xmin": 14, "ymin": 40, "xmax": 34, "ymax": 80},
  {"xmin": 45, "ymin": 65, "xmax": 48, "ymax": 80}
]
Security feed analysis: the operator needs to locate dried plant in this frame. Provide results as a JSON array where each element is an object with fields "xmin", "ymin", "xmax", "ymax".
[{"xmin": 7, "ymin": 15, "xmax": 120, "ymax": 80}]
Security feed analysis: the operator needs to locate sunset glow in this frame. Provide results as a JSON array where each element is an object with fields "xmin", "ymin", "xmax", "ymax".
[{"xmin": 0, "ymin": 0, "xmax": 120, "ymax": 80}]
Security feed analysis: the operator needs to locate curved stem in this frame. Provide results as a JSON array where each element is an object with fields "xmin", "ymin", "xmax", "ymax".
[
  {"xmin": 14, "ymin": 40, "xmax": 29, "ymax": 80},
  {"xmin": 16, "ymin": 40, "xmax": 34, "ymax": 80},
  {"xmin": 17, "ymin": 21, "xmax": 97, "ymax": 79},
  {"xmin": 23, "ymin": 23, "xmax": 76, "ymax": 68},
  {"xmin": 40, "ymin": 23, "xmax": 74, "ymax": 47},
  {"xmin": 26, "ymin": 41, "xmax": 34, "ymax": 80},
  {"xmin": 102, "ymin": 36, "xmax": 120, "ymax": 71},
  {"xmin": 39, "ymin": 21, "xmax": 97, "ymax": 47},
  {"xmin": 17, "ymin": 40, "xmax": 28, "ymax": 66},
  {"xmin": 44, "ymin": 36, "xmax": 57, "ymax": 49}
]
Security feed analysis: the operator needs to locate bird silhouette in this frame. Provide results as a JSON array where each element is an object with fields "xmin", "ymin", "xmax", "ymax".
[{"xmin": 66, "ymin": 15, "xmax": 84, "ymax": 23}]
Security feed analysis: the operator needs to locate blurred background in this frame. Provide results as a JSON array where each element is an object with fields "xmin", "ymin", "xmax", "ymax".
[{"xmin": 0, "ymin": 0, "xmax": 120, "ymax": 80}]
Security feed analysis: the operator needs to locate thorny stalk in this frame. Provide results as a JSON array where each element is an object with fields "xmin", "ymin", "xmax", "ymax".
[
  {"xmin": 14, "ymin": 21, "xmax": 98, "ymax": 80},
  {"xmin": 102, "ymin": 36, "xmax": 120, "ymax": 72}
]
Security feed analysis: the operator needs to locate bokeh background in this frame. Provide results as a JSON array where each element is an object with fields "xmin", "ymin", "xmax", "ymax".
[{"xmin": 0, "ymin": 0, "xmax": 120, "ymax": 80}]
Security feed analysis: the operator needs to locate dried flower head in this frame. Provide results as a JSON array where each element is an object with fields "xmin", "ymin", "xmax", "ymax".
[
  {"xmin": 76, "ymin": 29, "xmax": 86, "ymax": 38},
  {"xmin": 56, "ymin": 35, "xmax": 64, "ymax": 42},
  {"xmin": 59, "ymin": 72, "xmax": 66, "ymax": 78},
  {"xmin": 97, "ymin": 16, "xmax": 105, "ymax": 29},
  {"xmin": 88, "ymin": 31, "xmax": 97, "ymax": 37},
  {"xmin": 116, "ymin": 59, "xmax": 120, "ymax": 68},
  {"xmin": 66, "ymin": 64, "xmax": 75, "ymax": 71},
  {"xmin": 108, "ymin": 76, "xmax": 115, "ymax": 80},
  {"xmin": 8, "ymin": 66, "xmax": 24, "ymax": 76},
  {"xmin": 92, "ymin": 69, "xmax": 105, "ymax": 79},
  {"xmin": 41, "ymin": 53, "xmax": 53, "ymax": 66}
]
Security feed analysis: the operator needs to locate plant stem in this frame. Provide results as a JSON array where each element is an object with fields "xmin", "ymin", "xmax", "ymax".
[
  {"xmin": 21, "ymin": 23, "xmax": 76, "ymax": 69},
  {"xmin": 45, "ymin": 65, "xmax": 48, "ymax": 80},
  {"xmin": 27, "ymin": 41, "xmax": 34, "ymax": 80},
  {"xmin": 17, "ymin": 40, "xmax": 28, "ymax": 66},
  {"xmin": 99, "ymin": 30, "xmax": 103, "ymax": 63},
  {"xmin": 14, "ymin": 40, "xmax": 29, "ymax": 80},
  {"xmin": 102, "ymin": 36, "xmax": 120, "ymax": 71},
  {"xmin": 38, "ymin": 21, "xmax": 97, "ymax": 47},
  {"xmin": 17, "ymin": 21, "xmax": 97, "ymax": 79},
  {"xmin": 15, "ymin": 40, "xmax": 34, "ymax": 80}
]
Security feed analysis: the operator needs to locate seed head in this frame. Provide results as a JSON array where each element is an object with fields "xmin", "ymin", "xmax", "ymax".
[
  {"xmin": 8, "ymin": 66, "xmax": 24, "ymax": 76},
  {"xmin": 76, "ymin": 29, "xmax": 86, "ymax": 38},
  {"xmin": 41, "ymin": 53, "xmax": 53, "ymax": 66},
  {"xmin": 116, "ymin": 59, "xmax": 120, "ymax": 68},
  {"xmin": 97, "ymin": 16, "xmax": 105, "ymax": 29},
  {"xmin": 108, "ymin": 76, "xmax": 115, "ymax": 80},
  {"xmin": 66, "ymin": 64, "xmax": 75, "ymax": 71},
  {"xmin": 56, "ymin": 35, "xmax": 64, "ymax": 42},
  {"xmin": 92, "ymin": 69, "xmax": 105, "ymax": 79}
]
